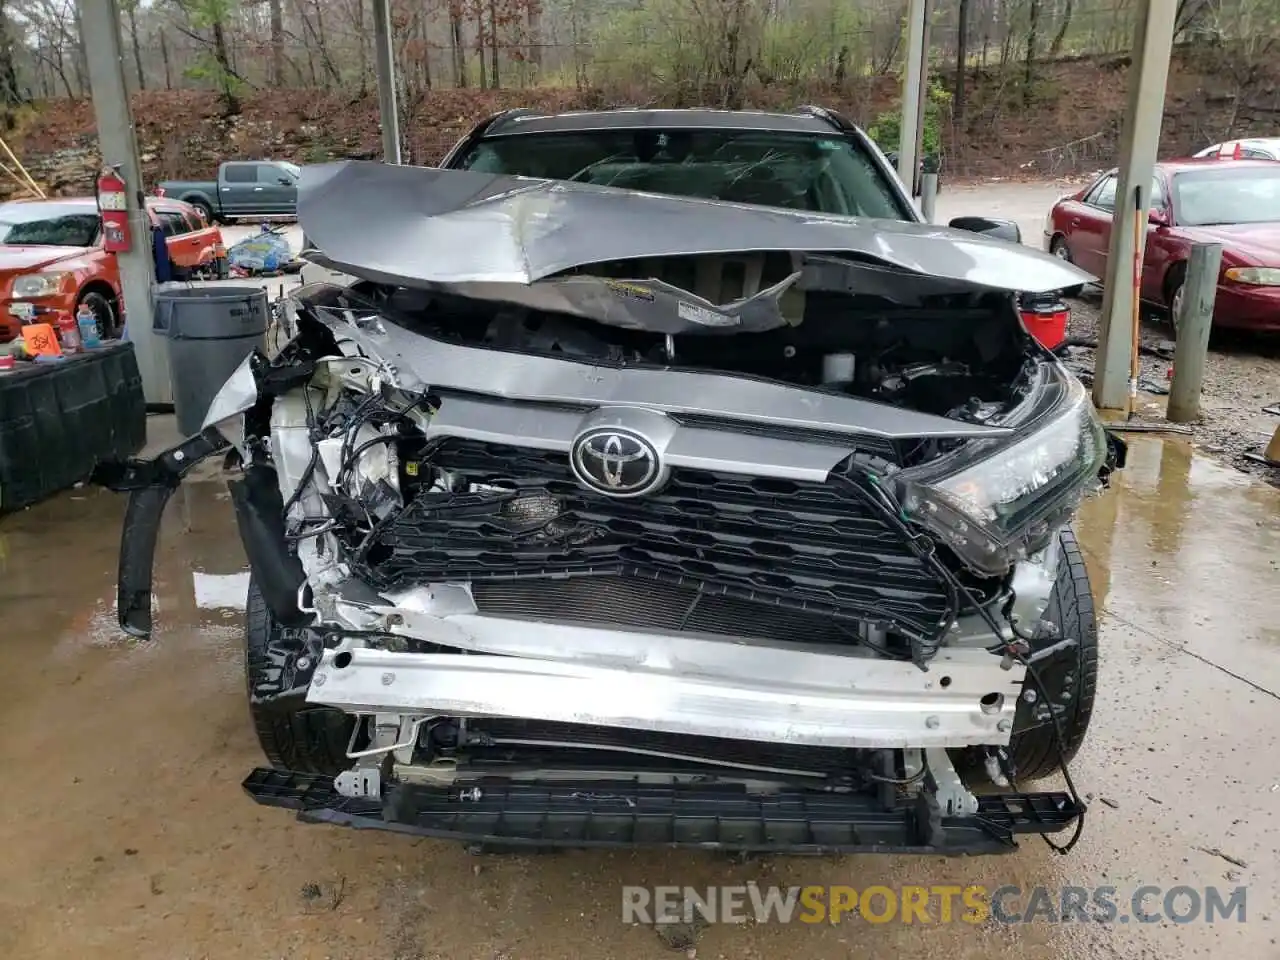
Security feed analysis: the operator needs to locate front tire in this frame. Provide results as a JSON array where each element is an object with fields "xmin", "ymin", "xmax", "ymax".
[
  {"xmin": 957, "ymin": 527, "xmax": 1098, "ymax": 784},
  {"xmin": 1005, "ymin": 527, "xmax": 1098, "ymax": 781},
  {"xmin": 1164, "ymin": 261, "xmax": 1187, "ymax": 337},
  {"xmin": 188, "ymin": 199, "xmax": 215, "ymax": 225},
  {"xmin": 1050, "ymin": 236, "xmax": 1085, "ymax": 299},
  {"xmin": 244, "ymin": 578, "xmax": 354, "ymax": 775}
]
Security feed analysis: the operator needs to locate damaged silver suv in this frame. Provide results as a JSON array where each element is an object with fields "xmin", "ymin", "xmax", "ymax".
[{"xmin": 96, "ymin": 108, "xmax": 1122, "ymax": 856}]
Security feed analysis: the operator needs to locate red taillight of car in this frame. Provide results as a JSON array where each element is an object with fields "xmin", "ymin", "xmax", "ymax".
[{"xmin": 1020, "ymin": 302, "xmax": 1070, "ymax": 350}]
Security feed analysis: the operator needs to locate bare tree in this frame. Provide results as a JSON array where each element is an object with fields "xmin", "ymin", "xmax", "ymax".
[
  {"xmin": 955, "ymin": 0, "xmax": 970, "ymax": 125},
  {"xmin": 488, "ymin": 0, "xmax": 499, "ymax": 87},
  {"xmin": 444, "ymin": 1, "xmax": 465, "ymax": 87},
  {"xmin": 269, "ymin": 0, "xmax": 284, "ymax": 86},
  {"xmin": 0, "ymin": 0, "xmax": 24, "ymax": 125},
  {"xmin": 160, "ymin": 30, "xmax": 173, "ymax": 89},
  {"xmin": 122, "ymin": 0, "xmax": 146, "ymax": 88},
  {"xmin": 1048, "ymin": 0, "xmax": 1073, "ymax": 56},
  {"xmin": 171, "ymin": 0, "xmax": 243, "ymax": 113},
  {"xmin": 1024, "ymin": 0, "xmax": 1041, "ymax": 104}
]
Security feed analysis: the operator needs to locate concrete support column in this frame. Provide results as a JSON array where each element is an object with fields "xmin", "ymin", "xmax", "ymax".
[
  {"xmin": 80, "ymin": 0, "xmax": 162, "ymax": 402},
  {"xmin": 898, "ymin": 0, "xmax": 928, "ymax": 195},
  {"xmin": 913, "ymin": 0, "xmax": 932, "ymax": 187},
  {"xmin": 1093, "ymin": 0, "xmax": 1178, "ymax": 414},
  {"xmin": 920, "ymin": 173, "xmax": 938, "ymax": 223},
  {"xmin": 372, "ymin": 0, "xmax": 402, "ymax": 164}
]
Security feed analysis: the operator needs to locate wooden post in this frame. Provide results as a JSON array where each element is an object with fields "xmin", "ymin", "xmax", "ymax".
[
  {"xmin": 1167, "ymin": 241, "xmax": 1223, "ymax": 424},
  {"xmin": 920, "ymin": 173, "xmax": 938, "ymax": 223}
]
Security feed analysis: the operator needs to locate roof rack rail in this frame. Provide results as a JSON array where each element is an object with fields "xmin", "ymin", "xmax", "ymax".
[
  {"xmin": 438, "ymin": 108, "xmax": 540, "ymax": 167},
  {"xmin": 795, "ymin": 105, "xmax": 857, "ymax": 134},
  {"xmin": 484, "ymin": 108, "xmax": 541, "ymax": 136}
]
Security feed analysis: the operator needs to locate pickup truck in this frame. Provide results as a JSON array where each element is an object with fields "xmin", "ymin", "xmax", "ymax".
[{"xmin": 156, "ymin": 160, "xmax": 301, "ymax": 224}]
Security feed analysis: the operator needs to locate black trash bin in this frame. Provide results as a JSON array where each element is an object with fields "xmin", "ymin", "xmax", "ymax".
[{"xmin": 154, "ymin": 286, "xmax": 268, "ymax": 436}]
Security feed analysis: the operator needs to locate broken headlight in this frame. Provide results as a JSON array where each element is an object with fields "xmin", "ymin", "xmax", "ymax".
[{"xmin": 896, "ymin": 369, "xmax": 1107, "ymax": 577}]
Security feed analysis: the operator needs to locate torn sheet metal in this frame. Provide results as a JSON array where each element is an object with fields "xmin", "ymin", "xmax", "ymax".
[
  {"xmin": 414, "ymin": 270, "xmax": 804, "ymax": 334},
  {"xmin": 299, "ymin": 292, "xmax": 1013, "ymax": 440},
  {"xmin": 297, "ymin": 161, "xmax": 1094, "ymax": 297}
]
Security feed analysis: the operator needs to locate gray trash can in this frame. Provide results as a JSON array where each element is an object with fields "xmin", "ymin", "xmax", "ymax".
[{"xmin": 154, "ymin": 286, "xmax": 268, "ymax": 436}]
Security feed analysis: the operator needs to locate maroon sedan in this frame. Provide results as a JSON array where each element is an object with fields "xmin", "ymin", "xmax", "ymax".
[{"xmin": 1044, "ymin": 159, "xmax": 1280, "ymax": 332}]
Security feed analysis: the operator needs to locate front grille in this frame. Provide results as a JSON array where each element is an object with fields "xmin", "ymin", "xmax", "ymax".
[{"xmin": 360, "ymin": 439, "xmax": 951, "ymax": 631}]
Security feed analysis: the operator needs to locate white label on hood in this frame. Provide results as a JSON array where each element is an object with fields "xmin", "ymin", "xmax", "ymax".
[{"xmin": 677, "ymin": 301, "xmax": 737, "ymax": 327}]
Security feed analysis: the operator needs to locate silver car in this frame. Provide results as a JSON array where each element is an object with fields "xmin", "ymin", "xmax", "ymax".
[{"xmin": 96, "ymin": 147, "xmax": 1121, "ymax": 857}]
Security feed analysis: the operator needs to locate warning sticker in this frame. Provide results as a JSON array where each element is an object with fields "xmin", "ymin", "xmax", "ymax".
[
  {"xmin": 676, "ymin": 301, "xmax": 737, "ymax": 327},
  {"xmin": 605, "ymin": 280, "xmax": 655, "ymax": 302}
]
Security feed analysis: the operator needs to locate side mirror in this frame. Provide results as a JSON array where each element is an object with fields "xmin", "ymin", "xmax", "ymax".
[
  {"xmin": 948, "ymin": 216, "xmax": 1022, "ymax": 245},
  {"xmin": 278, "ymin": 177, "xmax": 294, "ymax": 186},
  {"xmin": 1149, "ymin": 207, "xmax": 1170, "ymax": 226}
]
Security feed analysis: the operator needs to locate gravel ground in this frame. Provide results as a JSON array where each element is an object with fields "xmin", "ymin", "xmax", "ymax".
[{"xmin": 1061, "ymin": 288, "xmax": 1280, "ymax": 487}]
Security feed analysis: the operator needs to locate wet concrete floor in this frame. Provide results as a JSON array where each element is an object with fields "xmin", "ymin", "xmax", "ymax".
[{"xmin": 0, "ymin": 429, "xmax": 1276, "ymax": 959}]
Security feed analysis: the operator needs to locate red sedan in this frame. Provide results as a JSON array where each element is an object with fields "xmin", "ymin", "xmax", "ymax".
[{"xmin": 1044, "ymin": 159, "xmax": 1280, "ymax": 332}]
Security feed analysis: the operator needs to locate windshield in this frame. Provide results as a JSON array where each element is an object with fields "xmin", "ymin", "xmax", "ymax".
[
  {"xmin": 1174, "ymin": 167, "xmax": 1280, "ymax": 225},
  {"xmin": 455, "ymin": 129, "xmax": 910, "ymax": 220},
  {"xmin": 279, "ymin": 162, "xmax": 302, "ymax": 179},
  {"xmin": 0, "ymin": 205, "xmax": 100, "ymax": 246}
]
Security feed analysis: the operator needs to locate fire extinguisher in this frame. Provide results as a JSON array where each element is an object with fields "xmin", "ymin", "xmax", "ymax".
[{"xmin": 97, "ymin": 164, "xmax": 131, "ymax": 253}]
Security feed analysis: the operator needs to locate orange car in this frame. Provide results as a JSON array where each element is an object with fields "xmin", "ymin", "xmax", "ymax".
[{"xmin": 0, "ymin": 196, "xmax": 226, "ymax": 342}]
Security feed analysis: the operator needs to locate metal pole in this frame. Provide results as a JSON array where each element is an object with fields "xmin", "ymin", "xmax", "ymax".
[
  {"xmin": 898, "ymin": 0, "xmax": 927, "ymax": 194},
  {"xmin": 1166, "ymin": 241, "xmax": 1222, "ymax": 424},
  {"xmin": 372, "ymin": 0, "xmax": 402, "ymax": 164},
  {"xmin": 1092, "ymin": 0, "xmax": 1177, "ymax": 414},
  {"xmin": 920, "ymin": 173, "xmax": 938, "ymax": 223},
  {"xmin": 80, "ymin": 0, "xmax": 162, "ymax": 403}
]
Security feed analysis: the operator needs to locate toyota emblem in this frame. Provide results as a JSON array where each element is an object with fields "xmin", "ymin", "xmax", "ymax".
[{"xmin": 570, "ymin": 427, "xmax": 664, "ymax": 497}]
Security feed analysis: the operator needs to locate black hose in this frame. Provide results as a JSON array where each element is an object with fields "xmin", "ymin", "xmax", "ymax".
[
  {"xmin": 337, "ymin": 434, "xmax": 400, "ymax": 489},
  {"xmin": 335, "ymin": 391, "xmax": 439, "ymax": 492}
]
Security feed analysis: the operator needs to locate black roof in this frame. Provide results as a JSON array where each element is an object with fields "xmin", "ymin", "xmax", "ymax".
[{"xmin": 481, "ymin": 107, "xmax": 855, "ymax": 138}]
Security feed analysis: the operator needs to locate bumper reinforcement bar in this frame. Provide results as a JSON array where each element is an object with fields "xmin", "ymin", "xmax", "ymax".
[
  {"xmin": 305, "ymin": 646, "xmax": 1026, "ymax": 750},
  {"xmin": 243, "ymin": 767, "xmax": 1083, "ymax": 855}
]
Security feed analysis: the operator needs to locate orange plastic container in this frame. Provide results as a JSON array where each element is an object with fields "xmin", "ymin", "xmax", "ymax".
[{"xmin": 1020, "ymin": 303, "xmax": 1070, "ymax": 350}]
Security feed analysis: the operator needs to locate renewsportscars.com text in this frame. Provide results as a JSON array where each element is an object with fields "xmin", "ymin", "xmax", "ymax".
[{"xmin": 622, "ymin": 884, "xmax": 1248, "ymax": 925}]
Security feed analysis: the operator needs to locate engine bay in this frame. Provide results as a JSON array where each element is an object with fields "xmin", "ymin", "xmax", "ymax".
[{"xmin": 352, "ymin": 272, "xmax": 1038, "ymax": 427}]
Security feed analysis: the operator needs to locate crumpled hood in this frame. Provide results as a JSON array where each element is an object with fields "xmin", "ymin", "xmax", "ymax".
[{"xmin": 298, "ymin": 161, "xmax": 1093, "ymax": 302}]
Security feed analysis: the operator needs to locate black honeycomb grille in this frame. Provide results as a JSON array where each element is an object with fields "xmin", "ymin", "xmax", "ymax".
[{"xmin": 359, "ymin": 439, "xmax": 951, "ymax": 629}]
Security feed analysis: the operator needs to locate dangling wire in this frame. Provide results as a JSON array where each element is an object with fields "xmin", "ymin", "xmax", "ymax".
[{"xmin": 842, "ymin": 458, "xmax": 1088, "ymax": 854}]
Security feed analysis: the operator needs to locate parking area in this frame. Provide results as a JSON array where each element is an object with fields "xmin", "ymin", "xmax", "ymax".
[{"xmin": 0, "ymin": 426, "xmax": 1277, "ymax": 958}]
